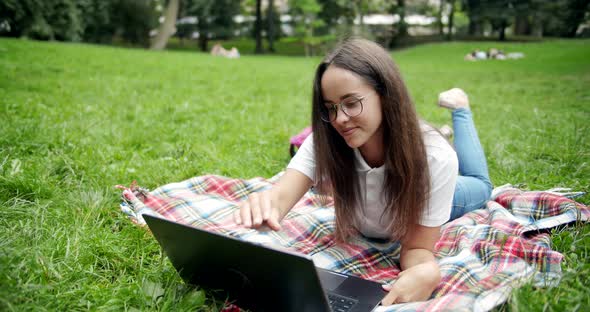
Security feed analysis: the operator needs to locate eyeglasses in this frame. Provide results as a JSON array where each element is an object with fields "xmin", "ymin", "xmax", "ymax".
[{"xmin": 320, "ymin": 92, "xmax": 374, "ymax": 122}]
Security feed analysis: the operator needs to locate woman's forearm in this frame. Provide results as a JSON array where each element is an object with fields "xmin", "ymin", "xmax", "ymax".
[
  {"xmin": 274, "ymin": 169, "xmax": 313, "ymax": 219},
  {"xmin": 400, "ymin": 247, "xmax": 437, "ymax": 270},
  {"xmin": 399, "ymin": 247, "xmax": 441, "ymax": 290},
  {"xmin": 381, "ymin": 247, "xmax": 441, "ymax": 304}
]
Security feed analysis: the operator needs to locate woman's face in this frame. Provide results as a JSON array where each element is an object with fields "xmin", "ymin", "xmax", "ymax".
[{"xmin": 321, "ymin": 65, "xmax": 383, "ymax": 152}]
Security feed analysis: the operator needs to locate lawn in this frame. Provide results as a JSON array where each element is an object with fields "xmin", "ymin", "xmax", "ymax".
[{"xmin": 0, "ymin": 37, "xmax": 588, "ymax": 311}]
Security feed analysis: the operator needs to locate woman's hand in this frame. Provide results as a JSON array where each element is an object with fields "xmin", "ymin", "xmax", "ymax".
[
  {"xmin": 234, "ymin": 189, "xmax": 283, "ymax": 231},
  {"xmin": 233, "ymin": 169, "xmax": 314, "ymax": 231},
  {"xmin": 380, "ymin": 261, "xmax": 441, "ymax": 305}
]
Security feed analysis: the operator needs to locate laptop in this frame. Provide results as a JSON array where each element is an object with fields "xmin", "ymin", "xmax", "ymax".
[{"xmin": 143, "ymin": 214, "xmax": 385, "ymax": 312}]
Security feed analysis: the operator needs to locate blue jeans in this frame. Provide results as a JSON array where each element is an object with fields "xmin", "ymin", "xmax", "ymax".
[{"xmin": 449, "ymin": 108, "xmax": 493, "ymax": 221}]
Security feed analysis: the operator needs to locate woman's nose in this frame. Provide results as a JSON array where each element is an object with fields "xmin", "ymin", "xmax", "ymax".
[{"xmin": 333, "ymin": 109, "xmax": 350, "ymax": 124}]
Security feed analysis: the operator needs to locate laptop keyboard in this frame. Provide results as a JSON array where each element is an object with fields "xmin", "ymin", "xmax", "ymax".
[{"xmin": 328, "ymin": 293, "xmax": 358, "ymax": 312}]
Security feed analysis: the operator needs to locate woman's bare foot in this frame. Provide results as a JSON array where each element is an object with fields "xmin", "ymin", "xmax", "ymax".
[{"xmin": 438, "ymin": 88, "xmax": 470, "ymax": 110}]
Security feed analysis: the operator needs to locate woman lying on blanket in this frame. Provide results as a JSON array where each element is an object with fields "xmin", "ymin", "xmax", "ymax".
[{"xmin": 234, "ymin": 38, "xmax": 493, "ymax": 305}]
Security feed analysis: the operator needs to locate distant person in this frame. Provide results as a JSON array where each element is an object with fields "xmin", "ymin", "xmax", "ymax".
[
  {"xmin": 210, "ymin": 43, "xmax": 227, "ymax": 57},
  {"xmin": 488, "ymin": 48, "xmax": 506, "ymax": 60},
  {"xmin": 465, "ymin": 48, "xmax": 521, "ymax": 61},
  {"xmin": 474, "ymin": 49, "xmax": 487, "ymax": 60},
  {"xmin": 211, "ymin": 43, "xmax": 240, "ymax": 59},
  {"xmin": 226, "ymin": 47, "xmax": 240, "ymax": 59},
  {"xmin": 488, "ymin": 48, "xmax": 499, "ymax": 59},
  {"xmin": 464, "ymin": 51, "xmax": 476, "ymax": 61},
  {"xmin": 464, "ymin": 49, "xmax": 487, "ymax": 61},
  {"xmin": 506, "ymin": 52, "xmax": 525, "ymax": 60}
]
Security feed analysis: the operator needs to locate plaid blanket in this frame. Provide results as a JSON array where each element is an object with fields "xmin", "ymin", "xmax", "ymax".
[{"xmin": 118, "ymin": 174, "xmax": 589, "ymax": 311}]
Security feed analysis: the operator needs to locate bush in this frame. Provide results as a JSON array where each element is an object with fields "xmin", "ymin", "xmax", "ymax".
[
  {"xmin": 0, "ymin": 0, "xmax": 82, "ymax": 41},
  {"xmin": 0, "ymin": 0, "xmax": 156, "ymax": 45}
]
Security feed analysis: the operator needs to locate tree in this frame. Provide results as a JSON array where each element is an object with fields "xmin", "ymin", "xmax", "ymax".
[
  {"xmin": 461, "ymin": 0, "xmax": 590, "ymax": 39},
  {"xmin": 0, "ymin": 0, "xmax": 83, "ymax": 41},
  {"xmin": 512, "ymin": 0, "xmax": 589, "ymax": 37},
  {"xmin": 398, "ymin": 0, "xmax": 408, "ymax": 38},
  {"xmin": 267, "ymin": 0, "xmax": 276, "ymax": 52},
  {"xmin": 553, "ymin": 0, "xmax": 590, "ymax": 37},
  {"xmin": 317, "ymin": 0, "xmax": 356, "ymax": 32},
  {"xmin": 183, "ymin": 0, "xmax": 239, "ymax": 52},
  {"xmin": 462, "ymin": 0, "xmax": 484, "ymax": 35},
  {"xmin": 352, "ymin": 0, "xmax": 390, "ymax": 37},
  {"xmin": 0, "ymin": 0, "xmax": 156, "ymax": 45},
  {"xmin": 355, "ymin": 0, "xmax": 368, "ymax": 35},
  {"xmin": 513, "ymin": 0, "xmax": 531, "ymax": 35},
  {"xmin": 447, "ymin": 0, "xmax": 456, "ymax": 40},
  {"xmin": 487, "ymin": 0, "xmax": 515, "ymax": 40},
  {"xmin": 438, "ymin": 0, "xmax": 445, "ymax": 35},
  {"xmin": 254, "ymin": 0, "xmax": 263, "ymax": 53},
  {"xmin": 460, "ymin": 0, "xmax": 514, "ymax": 40},
  {"xmin": 289, "ymin": 0, "xmax": 325, "ymax": 56},
  {"xmin": 388, "ymin": 0, "xmax": 408, "ymax": 48},
  {"xmin": 111, "ymin": 0, "xmax": 158, "ymax": 46},
  {"xmin": 150, "ymin": 0, "xmax": 180, "ymax": 50},
  {"xmin": 79, "ymin": 0, "xmax": 115, "ymax": 43}
]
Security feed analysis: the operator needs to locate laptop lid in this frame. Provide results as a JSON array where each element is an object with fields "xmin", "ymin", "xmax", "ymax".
[{"xmin": 143, "ymin": 214, "xmax": 332, "ymax": 312}]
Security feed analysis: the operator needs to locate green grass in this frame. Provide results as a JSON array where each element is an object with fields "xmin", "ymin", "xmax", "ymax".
[{"xmin": 0, "ymin": 37, "xmax": 589, "ymax": 311}]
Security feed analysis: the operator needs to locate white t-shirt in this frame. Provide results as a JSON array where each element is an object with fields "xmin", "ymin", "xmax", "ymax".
[{"xmin": 287, "ymin": 126, "xmax": 458, "ymax": 239}]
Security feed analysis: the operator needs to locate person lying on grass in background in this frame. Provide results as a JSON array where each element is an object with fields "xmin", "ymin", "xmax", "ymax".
[
  {"xmin": 211, "ymin": 43, "xmax": 240, "ymax": 59},
  {"xmin": 234, "ymin": 38, "xmax": 492, "ymax": 306}
]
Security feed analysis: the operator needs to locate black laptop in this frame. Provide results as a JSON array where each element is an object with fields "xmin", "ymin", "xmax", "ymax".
[{"xmin": 143, "ymin": 214, "xmax": 385, "ymax": 312}]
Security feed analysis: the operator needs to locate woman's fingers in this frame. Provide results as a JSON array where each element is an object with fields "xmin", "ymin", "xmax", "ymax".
[
  {"xmin": 266, "ymin": 205, "xmax": 282, "ymax": 231},
  {"xmin": 234, "ymin": 208, "xmax": 242, "ymax": 224},
  {"xmin": 240, "ymin": 200, "xmax": 252, "ymax": 227},
  {"xmin": 380, "ymin": 264, "xmax": 439, "ymax": 305},
  {"xmin": 249, "ymin": 193, "xmax": 262, "ymax": 226},
  {"xmin": 260, "ymin": 191, "xmax": 272, "ymax": 221},
  {"xmin": 235, "ymin": 190, "xmax": 282, "ymax": 230},
  {"xmin": 380, "ymin": 286, "xmax": 399, "ymax": 306}
]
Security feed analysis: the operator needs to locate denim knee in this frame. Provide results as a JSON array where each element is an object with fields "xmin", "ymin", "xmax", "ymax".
[{"xmin": 450, "ymin": 177, "xmax": 492, "ymax": 221}]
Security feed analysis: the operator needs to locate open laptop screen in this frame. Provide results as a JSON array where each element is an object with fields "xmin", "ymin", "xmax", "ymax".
[{"xmin": 143, "ymin": 214, "xmax": 331, "ymax": 312}]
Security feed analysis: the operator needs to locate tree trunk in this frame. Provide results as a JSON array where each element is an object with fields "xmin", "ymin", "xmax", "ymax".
[
  {"xmin": 150, "ymin": 0, "xmax": 180, "ymax": 50},
  {"xmin": 531, "ymin": 13, "xmax": 543, "ymax": 37},
  {"xmin": 466, "ymin": 0, "xmax": 483, "ymax": 37},
  {"xmin": 255, "ymin": 0, "xmax": 263, "ymax": 54},
  {"xmin": 198, "ymin": 14, "xmax": 208, "ymax": 52},
  {"xmin": 514, "ymin": 13, "xmax": 530, "ymax": 35},
  {"xmin": 498, "ymin": 21, "xmax": 507, "ymax": 41},
  {"xmin": 468, "ymin": 17, "xmax": 476, "ymax": 35},
  {"xmin": 397, "ymin": 0, "xmax": 407, "ymax": 37},
  {"xmin": 359, "ymin": 0, "xmax": 365, "ymax": 35},
  {"xmin": 389, "ymin": 0, "xmax": 407, "ymax": 48},
  {"xmin": 446, "ymin": 0, "xmax": 455, "ymax": 40},
  {"xmin": 565, "ymin": 0, "xmax": 590, "ymax": 37},
  {"xmin": 438, "ymin": 0, "xmax": 445, "ymax": 36},
  {"xmin": 198, "ymin": 34, "xmax": 208, "ymax": 52},
  {"xmin": 267, "ymin": 0, "xmax": 275, "ymax": 52},
  {"xmin": 468, "ymin": 19, "xmax": 484, "ymax": 36}
]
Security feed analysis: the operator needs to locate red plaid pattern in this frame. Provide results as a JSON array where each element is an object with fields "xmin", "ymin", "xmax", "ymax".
[{"xmin": 118, "ymin": 176, "xmax": 588, "ymax": 311}]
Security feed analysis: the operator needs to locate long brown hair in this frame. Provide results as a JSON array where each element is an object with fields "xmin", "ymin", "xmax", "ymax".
[{"xmin": 311, "ymin": 38, "xmax": 430, "ymax": 242}]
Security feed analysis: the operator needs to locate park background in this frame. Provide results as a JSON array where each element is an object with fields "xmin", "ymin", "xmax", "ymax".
[{"xmin": 1, "ymin": 0, "xmax": 589, "ymax": 311}]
